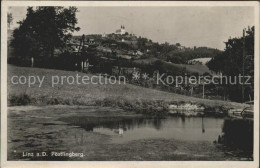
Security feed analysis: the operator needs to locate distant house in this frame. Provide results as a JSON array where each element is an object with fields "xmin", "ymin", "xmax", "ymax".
[
  {"xmin": 127, "ymin": 50, "xmax": 135, "ymax": 56},
  {"xmin": 112, "ymin": 66, "xmax": 140, "ymax": 76},
  {"xmin": 88, "ymin": 39, "xmax": 95, "ymax": 45},
  {"xmin": 102, "ymin": 33, "xmax": 107, "ymax": 38},
  {"xmin": 117, "ymin": 54, "xmax": 132, "ymax": 60},
  {"xmin": 120, "ymin": 67, "xmax": 140, "ymax": 75},
  {"xmin": 96, "ymin": 46, "xmax": 112, "ymax": 53},
  {"xmin": 136, "ymin": 50, "xmax": 143, "ymax": 56},
  {"xmin": 110, "ymin": 43, "xmax": 117, "ymax": 50},
  {"xmin": 177, "ymin": 45, "xmax": 185, "ymax": 50},
  {"xmin": 66, "ymin": 41, "xmax": 80, "ymax": 53}
]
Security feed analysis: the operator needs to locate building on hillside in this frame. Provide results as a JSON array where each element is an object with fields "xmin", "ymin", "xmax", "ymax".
[
  {"xmin": 102, "ymin": 33, "xmax": 107, "ymax": 38},
  {"xmin": 117, "ymin": 54, "xmax": 132, "ymax": 60},
  {"xmin": 177, "ymin": 45, "xmax": 185, "ymax": 50},
  {"xmin": 112, "ymin": 66, "xmax": 140, "ymax": 76},
  {"xmin": 115, "ymin": 25, "xmax": 126, "ymax": 35},
  {"xmin": 136, "ymin": 50, "xmax": 143, "ymax": 56},
  {"xmin": 96, "ymin": 46, "xmax": 112, "ymax": 53},
  {"xmin": 88, "ymin": 39, "xmax": 95, "ymax": 45},
  {"xmin": 121, "ymin": 67, "xmax": 140, "ymax": 75}
]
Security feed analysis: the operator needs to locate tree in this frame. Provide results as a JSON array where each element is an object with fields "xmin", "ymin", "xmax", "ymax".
[
  {"xmin": 207, "ymin": 26, "xmax": 254, "ymax": 102},
  {"xmin": 137, "ymin": 37, "xmax": 148, "ymax": 52},
  {"xmin": 11, "ymin": 7, "xmax": 80, "ymax": 59}
]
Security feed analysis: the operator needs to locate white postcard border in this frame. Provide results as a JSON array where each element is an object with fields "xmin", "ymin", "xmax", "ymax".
[{"xmin": 1, "ymin": 1, "xmax": 259, "ymax": 168}]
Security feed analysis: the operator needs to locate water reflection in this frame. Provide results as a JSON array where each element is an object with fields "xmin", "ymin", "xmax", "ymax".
[
  {"xmin": 202, "ymin": 117, "xmax": 205, "ymax": 133},
  {"xmin": 216, "ymin": 118, "xmax": 253, "ymax": 152},
  {"xmin": 58, "ymin": 115, "xmax": 253, "ymax": 158},
  {"xmin": 59, "ymin": 116, "xmax": 224, "ymax": 143}
]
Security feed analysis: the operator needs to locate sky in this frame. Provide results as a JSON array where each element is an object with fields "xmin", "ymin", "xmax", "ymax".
[{"xmin": 9, "ymin": 6, "xmax": 255, "ymax": 50}]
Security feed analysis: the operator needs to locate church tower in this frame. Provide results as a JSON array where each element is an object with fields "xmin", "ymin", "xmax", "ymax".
[
  {"xmin": 116, "ymin": 25, "xmax": 126, "ymax": 35},
  {"xmin": 121, "ymin": 25, "xmax": 126, "ymax": 35}
]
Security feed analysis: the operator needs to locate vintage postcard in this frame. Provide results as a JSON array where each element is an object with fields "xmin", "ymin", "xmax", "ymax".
[{"xmin": 1, "ymin": 1, "xmax": 259, "ymax": 168}]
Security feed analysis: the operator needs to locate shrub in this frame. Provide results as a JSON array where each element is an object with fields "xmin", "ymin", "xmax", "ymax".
[{"xmin": 8, "ymin": 94, "xmax": 32, "ymax": 106}]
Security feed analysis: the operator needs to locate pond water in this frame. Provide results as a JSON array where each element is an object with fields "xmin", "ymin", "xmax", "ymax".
[{"xmin": 59, "ymin": 116, "xmax": 224, "ymax": 144}]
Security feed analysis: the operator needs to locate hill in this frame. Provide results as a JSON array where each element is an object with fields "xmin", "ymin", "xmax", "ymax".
[{"xmin": 71, "ymin": 33, "xmax": 222, "ymax": 65}]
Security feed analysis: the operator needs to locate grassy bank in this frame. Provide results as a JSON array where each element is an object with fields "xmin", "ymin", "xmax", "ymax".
[{"xmin": 8, "ymin": 65, "xmax": 245, "ymax": 115}]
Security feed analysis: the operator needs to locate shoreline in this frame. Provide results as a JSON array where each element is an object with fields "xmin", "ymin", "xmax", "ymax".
[{"xmin": 8, "ymin": 95, "xmax": 246, "ymax": 117}]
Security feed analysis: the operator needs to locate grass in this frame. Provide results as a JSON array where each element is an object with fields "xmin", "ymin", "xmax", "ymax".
[
  {"xmin": 8, "ymin": 65, "xmax": 245, "ymax": 114},
  {"xmin": 134, "ymin": 58, "xmax": 212, "ymax": 75}
]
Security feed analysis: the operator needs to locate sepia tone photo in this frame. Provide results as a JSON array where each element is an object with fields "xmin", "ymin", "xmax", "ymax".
[{"xmin": 1, "ymin": 1, "xmax": 259, "ymax": 168}]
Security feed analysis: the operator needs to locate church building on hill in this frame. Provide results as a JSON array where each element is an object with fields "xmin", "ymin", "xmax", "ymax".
[{"xmin": 115, "ymin": 25, "xmax": 126, "ymax": 35}]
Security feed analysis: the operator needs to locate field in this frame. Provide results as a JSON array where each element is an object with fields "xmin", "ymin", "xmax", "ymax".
[
  {"xmin": 134, "ymin": 58, "xmax": 212, "ymax": 75},
  {"xmin": 189, "ymin": 57, "xmax": 212, "ymax": 65},
  {"xmin": 8, "ymin": 65, "xmax": 244, "ymax": 112}
]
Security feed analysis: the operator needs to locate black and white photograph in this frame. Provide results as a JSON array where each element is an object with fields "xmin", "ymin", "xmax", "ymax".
[{"xmin": 1, "ymin": 1, "xmax": 259, "ymax": 168}]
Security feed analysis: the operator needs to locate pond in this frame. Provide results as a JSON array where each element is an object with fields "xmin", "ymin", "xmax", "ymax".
[
  {"xmin": 59, "ymin": 116, "xmax": 224, "ymax": 144},
  {"xmin": 8, "ymin": 106, "xmax": 253, "ymax": 160}
]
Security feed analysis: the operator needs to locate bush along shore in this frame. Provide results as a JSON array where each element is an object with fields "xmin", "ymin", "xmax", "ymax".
[{"xmin": 8, "ymin": 93, "xmax": 233, "ymax": 117}]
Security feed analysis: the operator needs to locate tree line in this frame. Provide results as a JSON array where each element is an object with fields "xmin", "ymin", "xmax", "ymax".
[
  {"xmin": 207, "ymin": 26, "xmax": 254, "ymax": 102},
  {"xmin": 10, "ymin": 7, "xmax": 80, "ymax": 65}
]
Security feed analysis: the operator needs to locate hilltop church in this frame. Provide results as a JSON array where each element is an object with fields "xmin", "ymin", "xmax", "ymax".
[{"xmin": 115, "ymin": 25, "xmax": 126, "ymax": 35}]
